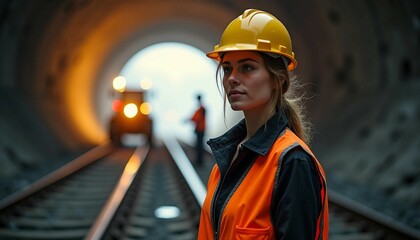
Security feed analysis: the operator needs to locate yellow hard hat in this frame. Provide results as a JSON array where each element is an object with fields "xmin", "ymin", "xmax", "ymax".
[{"xmin": 207, "ymin": 9, "xmax": 297, "ymax": 70}]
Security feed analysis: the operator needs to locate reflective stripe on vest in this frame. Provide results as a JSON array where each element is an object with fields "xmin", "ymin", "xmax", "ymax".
[{"xmin": 198, "ymin": 129, "xmax": 329, "ymax": 240}]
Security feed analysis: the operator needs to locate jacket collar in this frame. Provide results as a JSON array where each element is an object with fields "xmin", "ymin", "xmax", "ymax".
[{"xmin": 207, "ymin": 111, "xmax": 288, "ymax": 168}]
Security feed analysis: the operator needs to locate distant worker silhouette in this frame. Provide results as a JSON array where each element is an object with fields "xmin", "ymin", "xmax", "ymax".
[{"xmin": 190, "ymin": 94, "xmax": 206, "ymax": 166}]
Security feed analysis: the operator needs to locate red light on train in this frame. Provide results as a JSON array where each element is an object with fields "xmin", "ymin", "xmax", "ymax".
[{"xmin": 112, "ymin": 99, "xmax": 123, "ymax": 112}]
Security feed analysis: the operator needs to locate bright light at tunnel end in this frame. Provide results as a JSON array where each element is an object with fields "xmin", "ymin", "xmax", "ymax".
[{"xmin": 119, "ymin": 42, "xmax": 237, "ymax": 143}]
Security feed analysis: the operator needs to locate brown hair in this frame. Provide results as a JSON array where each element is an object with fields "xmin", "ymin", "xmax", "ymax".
[{"xmin": 216, "ymin": 52, "xmax": 312, "ymax": 143}]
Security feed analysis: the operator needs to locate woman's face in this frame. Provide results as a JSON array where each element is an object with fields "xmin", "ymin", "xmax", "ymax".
[{"xmin": 222, "ymin": 51, "xmax": 274, "ymax": 112}]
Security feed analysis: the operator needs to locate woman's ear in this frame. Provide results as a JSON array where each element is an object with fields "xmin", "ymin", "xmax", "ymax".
[{"xmin": 272, "ymin": 77, "xmax": 282, "ymax": 90}]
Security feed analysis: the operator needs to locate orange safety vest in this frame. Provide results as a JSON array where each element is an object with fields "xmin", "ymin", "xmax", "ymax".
[{"xmin": 198, "ymin": 129, "xmax": 329, "ymax": 240}]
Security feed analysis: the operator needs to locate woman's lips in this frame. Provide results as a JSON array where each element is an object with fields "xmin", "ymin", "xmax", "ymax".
[
  {"xmin": 228, "ymin": 90, "xmax": 244, "ymax": 99},
  {"xmin": 229, "ymin": 90, "xmax": 244, "ymax": 95}
]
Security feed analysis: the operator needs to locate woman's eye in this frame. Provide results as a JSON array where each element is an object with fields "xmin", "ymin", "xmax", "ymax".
[
  {"xmin": 241, "ymin": 64, "xmax": 254, "ymax": 72},
  {"xmin": 223, "ymin": 67, "xmax": 232, "ymax": 75}
]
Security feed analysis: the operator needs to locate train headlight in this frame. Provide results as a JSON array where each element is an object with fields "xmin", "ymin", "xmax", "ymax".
[
  {"xmin": 140, "ymin": 102, "xmax": 152, "ymax": 115},
  {"xmin": 124, "ymin": 103, "xmax": 138, "ymax": 118}
]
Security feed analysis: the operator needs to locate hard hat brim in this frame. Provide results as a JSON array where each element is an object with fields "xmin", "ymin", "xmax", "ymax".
[{"xmin": 206, "ymin": 47, "xmax": 297, "ymax": 71}]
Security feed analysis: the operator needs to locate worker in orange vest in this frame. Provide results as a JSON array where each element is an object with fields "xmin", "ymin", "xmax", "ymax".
[
  {"xmin": 190, "ymin": 94, "xmax": 206, "ymax": 166},
  {"xmin": 198, "ymin": 9, "xmax": 329, "ymax": 239}
]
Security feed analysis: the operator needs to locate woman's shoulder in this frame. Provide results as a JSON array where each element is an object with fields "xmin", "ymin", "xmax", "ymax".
[{"xmin": 281, "ymin": 145, "xmax": 314, "ymax": 168}]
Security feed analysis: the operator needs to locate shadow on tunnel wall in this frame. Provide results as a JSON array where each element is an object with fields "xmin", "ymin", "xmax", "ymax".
[{"xmin": 0, "ymin": 0, "xmax": 419, "ymax": 230}]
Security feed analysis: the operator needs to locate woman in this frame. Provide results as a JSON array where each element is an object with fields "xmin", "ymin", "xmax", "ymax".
[{"xmin": 198, "ymin": 9, "xmax": 329, "ymax": 240}]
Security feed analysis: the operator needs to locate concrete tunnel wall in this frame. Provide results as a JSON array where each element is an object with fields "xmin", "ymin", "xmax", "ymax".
[{"xmin": 1, "ymin": 0, "xmax": 420, "ymax": 221}]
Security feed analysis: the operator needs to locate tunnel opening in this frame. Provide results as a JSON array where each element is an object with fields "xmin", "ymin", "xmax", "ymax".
[{"xmin": 112, "ymin": 42, "xmax": 242, "ymax": 146}]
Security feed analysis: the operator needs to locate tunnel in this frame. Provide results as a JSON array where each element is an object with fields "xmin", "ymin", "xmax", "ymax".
[{"xmin": 1, "ymin": 0, "xmax": 420, "ymax": 231}]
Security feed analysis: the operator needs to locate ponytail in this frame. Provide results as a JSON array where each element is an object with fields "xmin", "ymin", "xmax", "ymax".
[
  {"xmin": 281, "ymin": 95, "xmax": 312, "ymax": 143},
  {"xmin": 262, "ymin": 54, "xmax": 313, "ymax": 144}
]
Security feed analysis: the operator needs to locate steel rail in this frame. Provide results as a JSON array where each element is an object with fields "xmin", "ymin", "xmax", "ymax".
[
  {"xmin": 329, "ymin": 189, "xmax": 420, "ymax": 239},
  {"xmin": 0, "ymin": 142, "xmax": 115, "ymax": 212},
  {"xmin": 162, "ymin": 135, "xmax": 207, "ymax": 207},
  {"xmin": 85, "ymin": 144, "xmax": 150, "ymax": 240}
]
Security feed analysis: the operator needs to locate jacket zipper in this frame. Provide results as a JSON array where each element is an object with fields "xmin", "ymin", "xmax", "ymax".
[
  {"xmin": 210, "ymin": 151, "xmax": 242, "ymax": 240},
  {"xmin": 210, "ymin": 176, "xmax": 223, "ymax": 240}
]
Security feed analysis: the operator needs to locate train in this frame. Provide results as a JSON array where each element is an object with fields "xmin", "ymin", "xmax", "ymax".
[{"xmin": 109, "ymin": 90, "xmax": 153, "ymax": 146}]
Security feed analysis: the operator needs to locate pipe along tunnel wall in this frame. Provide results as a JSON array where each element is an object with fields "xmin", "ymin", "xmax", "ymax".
[{"xmin": 0, "ymin": 0, "xmax": 420, "ymax": 229}]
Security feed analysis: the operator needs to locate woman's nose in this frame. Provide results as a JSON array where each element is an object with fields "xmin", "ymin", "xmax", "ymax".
[{"xmin": 227, "ymin": 69, "xmax": 240, "ymax": 85}]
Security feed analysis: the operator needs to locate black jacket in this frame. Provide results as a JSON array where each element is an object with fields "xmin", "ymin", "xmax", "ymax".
[{"xmin": 207, "ymin": 111, "xmax": 322, "ymax": 239}]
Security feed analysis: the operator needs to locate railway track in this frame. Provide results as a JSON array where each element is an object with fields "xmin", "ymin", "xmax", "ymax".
[
  {"xmin": 328, "ymin": 190, "xmax": 420, "ymax": 240},
  {"xmin": 98, "ymin": 137, "xmax": 203, "ymax": 240},
  {"xmin": 0, "ymin": 137, "xmax": 204, "ymax": 240},
  {"xmin": 0, "ymin": 143, "xmax": 137, "ymax": 239},
  {"xmin": 1, "ymin": 138, "xmax": 419, "ymax": 239}
]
